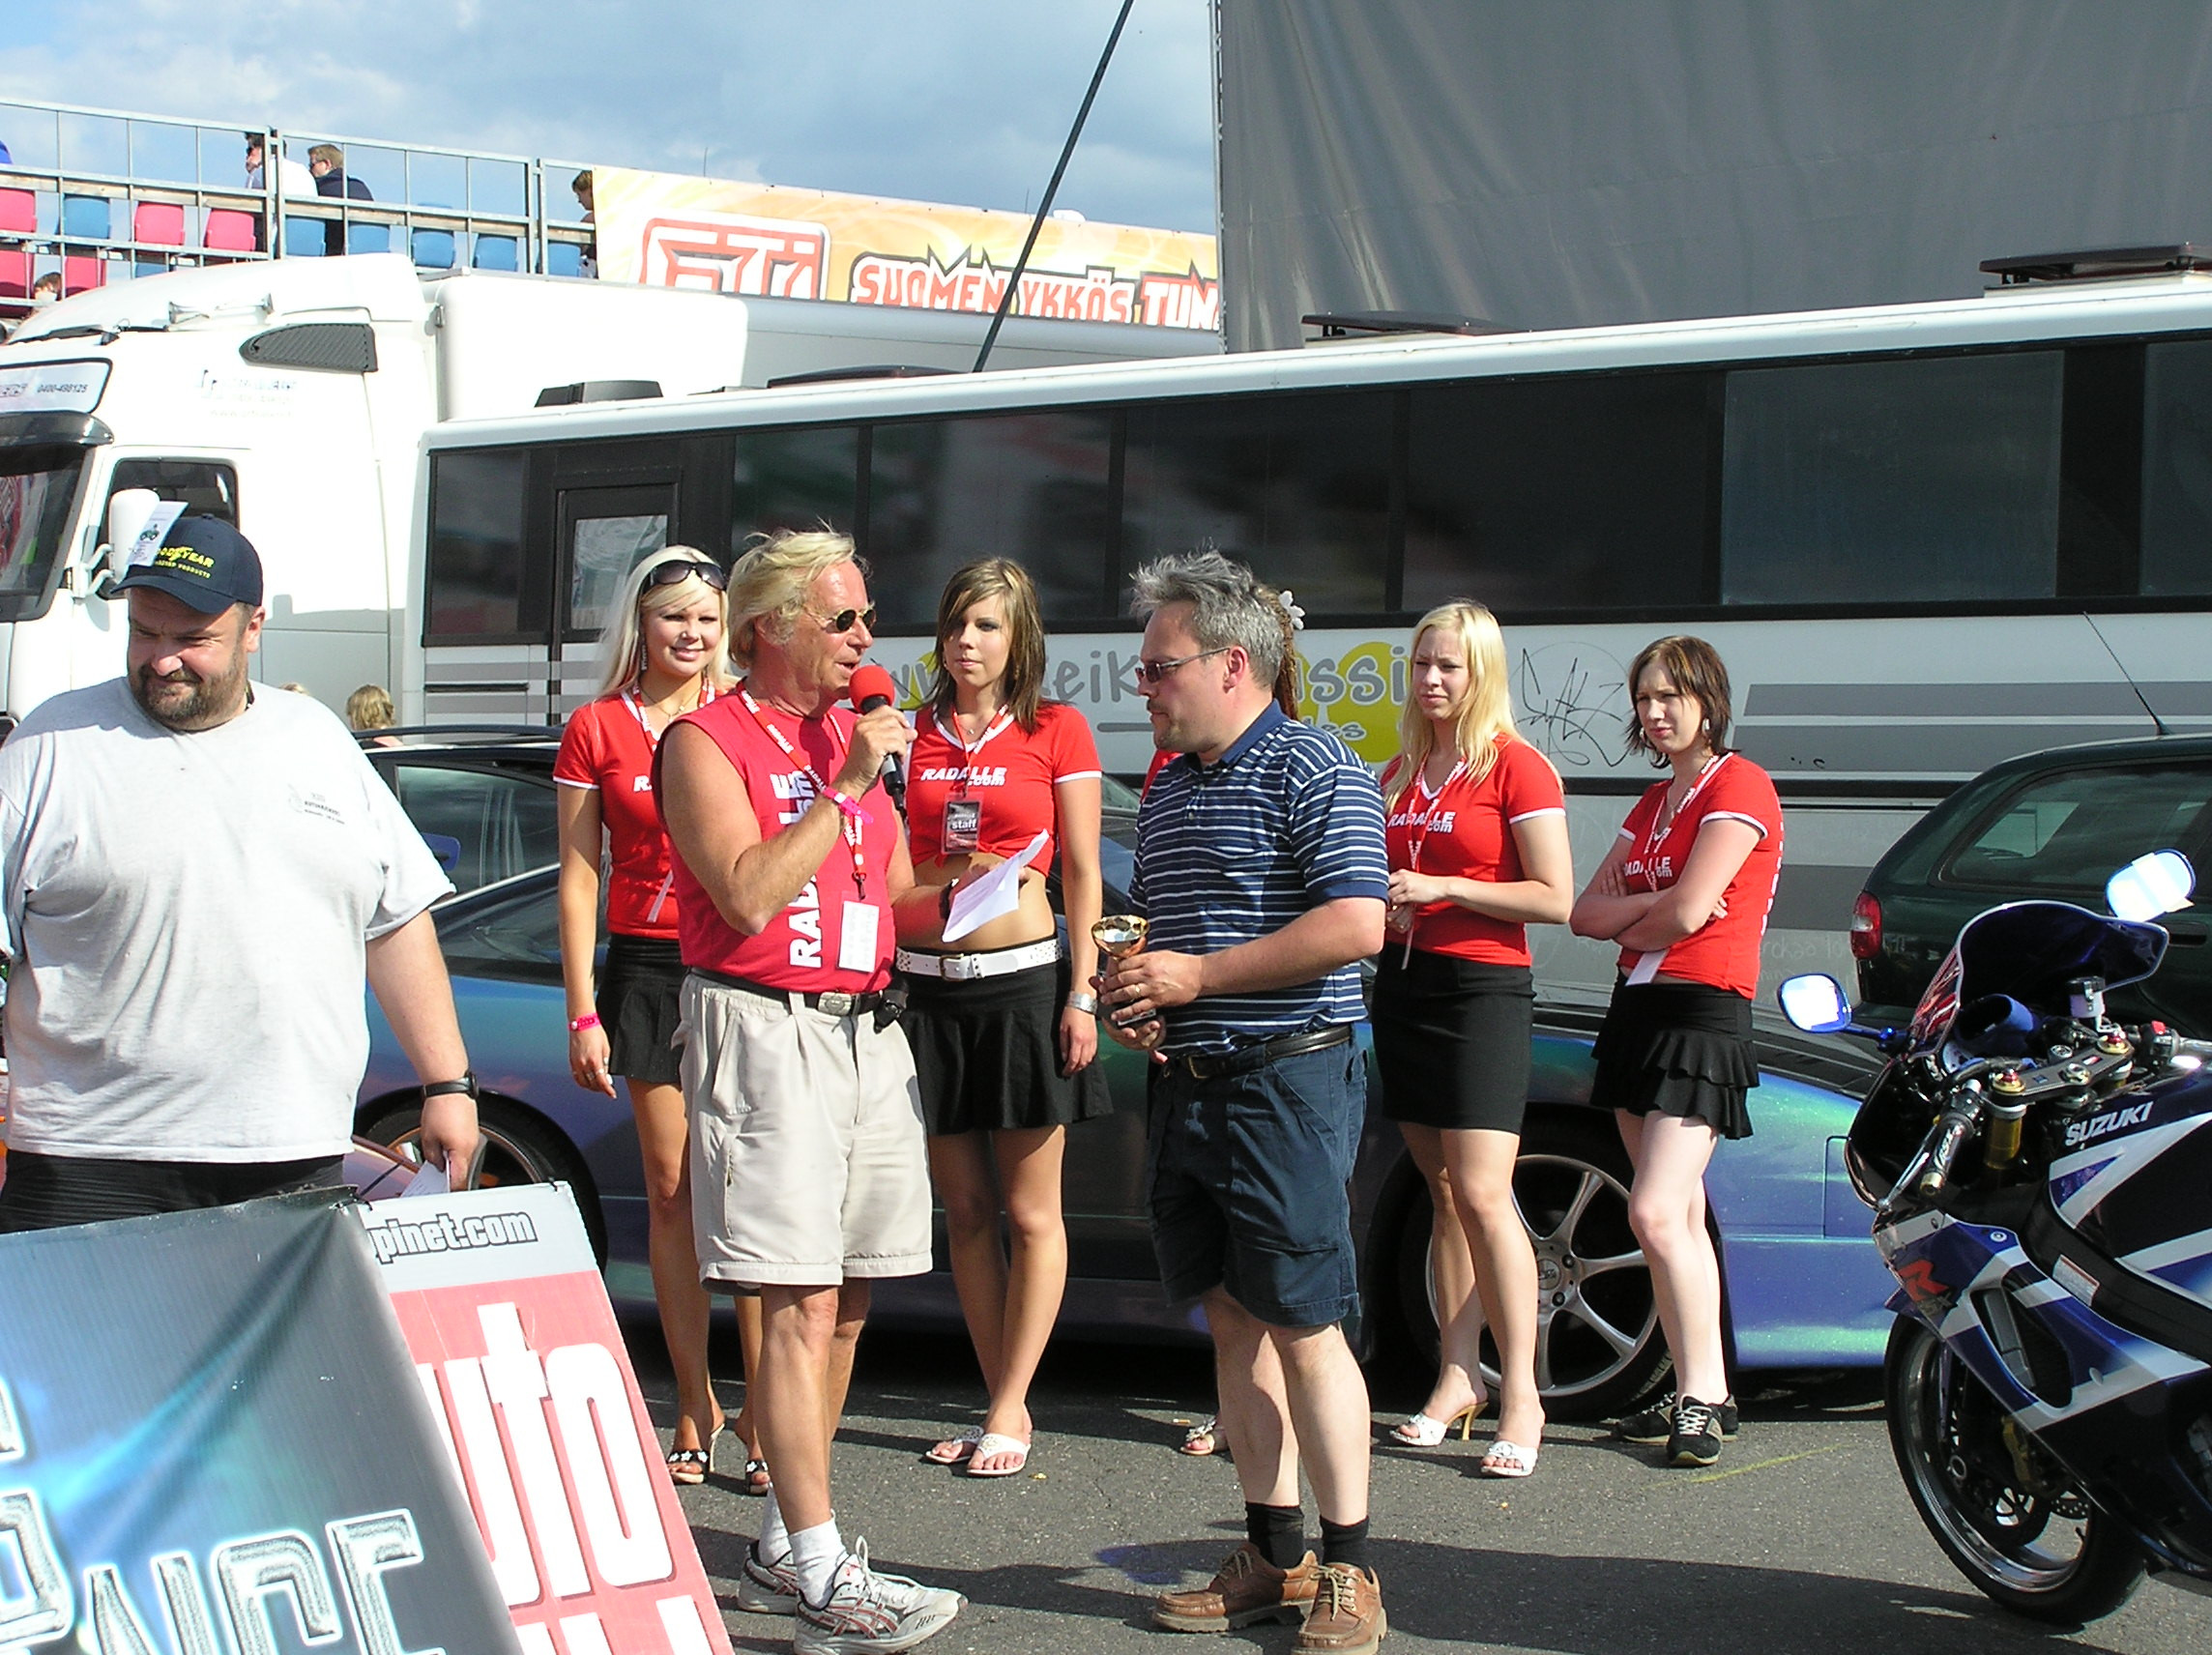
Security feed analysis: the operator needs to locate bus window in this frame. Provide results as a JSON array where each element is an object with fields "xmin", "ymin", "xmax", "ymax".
[
  {"xmin": 2139, "ymin": 339, "xmax": 2212, "ymax": 595},
  {"xmin": 867, "ymin": 411, "xmax": 1113, "ymax": 626},
  {"xmin": 564, "ymin": 484, "xmax": 671, "ymax": 638},
  {"xmin": 0, "ymin": 445, "xmax": 84, "ymax": 622},
  {"xmin": 107, "ymin": 459, "xmax": 239, "ymax": 524},
  {"xmin": 1121, "ymin": 391, "xmax": 1391, "ymax": 617},
  {"xmin": 1404, "ymin": 373, "xmax": 1713, "ymax": 615},
  {"xmin": 1721, "ymin": 352, "xmax": 2064, "ymax": 605},
  {"xmin": 427, "ymin": 450, "xmax": 529, "ymax": 640},
  {"xmin": 732, "ymin": 426, "xmax": 859, "ymax": 556}
]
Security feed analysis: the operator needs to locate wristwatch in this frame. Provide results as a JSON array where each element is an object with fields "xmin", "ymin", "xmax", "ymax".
[{"xmin": 422, "ymin": 1070, "xmax": 479, "ymax": 1101}]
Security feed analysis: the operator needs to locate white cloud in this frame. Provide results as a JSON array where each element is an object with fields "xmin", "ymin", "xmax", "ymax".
[{"xmin": 0, "ymin": 0, "xmax": 1216, "ymax": 232}]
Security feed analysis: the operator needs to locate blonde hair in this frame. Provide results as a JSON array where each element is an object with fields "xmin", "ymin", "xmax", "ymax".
[
  {"xmin": 727, "ymin": 528, "xmax": 864, "ymax": 672},
  {"xmin": 345, "ymin": 682, "xmax": 394, "ymax": 729},
  {"xmin": 594, "ymin": 548, "xmax": 734, "ymax": 698},
  {"xmin": 307, "ymin": 143, "xmax": 343, "ymax": 171},
  {"xmin": 1383, "ymin": 600, "xmax": 1518, "ymax": 810},
  {"xmin": 928, "ymin": 559, "xmax": 1047, "ymax": 730}
]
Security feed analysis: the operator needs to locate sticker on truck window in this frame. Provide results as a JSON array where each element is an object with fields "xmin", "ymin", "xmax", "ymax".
[{"xmin": 0, "ymin": 359, "xmax": 111, "ymax": 415}]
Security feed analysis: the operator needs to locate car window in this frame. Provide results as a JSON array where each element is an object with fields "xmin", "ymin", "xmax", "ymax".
[
  {"xmin": 435, "ymin": 874, "xmax": 563, "ymax": 980},
  {"xmin": 392, "ymin": 763, "xmax": 560, "ymax": 893},
  {"xmin": 1941, "ymin": 763, "xmax": 2212, "ymax": 894}
]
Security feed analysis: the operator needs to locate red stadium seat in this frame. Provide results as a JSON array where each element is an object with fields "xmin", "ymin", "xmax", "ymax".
[
  {"xmin": 62, "ymin": 255, "xmax": 104, "ymax": 294},
  {"xmin": 202, "ymin": 209, "xmax": 257, "ymax": 252},
  {"xmin": 132, "ymin": 201, "xmax": 187, "ymax": 247},
  {"xmin": 0, "ymin": 249, "xmax": 29, "ymax": 300},
  {"xmin": 0, "ymin": 189, "xmax": 34, "ymax": 236}
]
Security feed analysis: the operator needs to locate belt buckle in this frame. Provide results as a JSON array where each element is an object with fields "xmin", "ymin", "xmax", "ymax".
[
  {"xmin": 818, "ymin": 990, "xmax": 857, "ymax": 1016},
  {"xmin": 942, "ymin": 953, "xmax": 983, "ymax": 981}
]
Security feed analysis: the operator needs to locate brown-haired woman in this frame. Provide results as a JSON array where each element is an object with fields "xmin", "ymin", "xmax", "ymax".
[
  {"xmin": 1568, "ymin": 635, "xmax": 1782, "ymax": 1469},
  {"xmin": 894, "ymin": 559, "xmax": 1111, "ymax": 1477}
]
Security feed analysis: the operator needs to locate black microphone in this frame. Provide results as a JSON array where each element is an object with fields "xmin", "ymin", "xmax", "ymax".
[{"xmin": 846, "ymin": 664, "xmax": 907, "ymax": 811}]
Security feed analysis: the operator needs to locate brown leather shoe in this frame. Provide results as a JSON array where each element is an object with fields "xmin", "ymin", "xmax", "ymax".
[
  {"xmin": 1151, "ymin": 1543, "xmax": 1319, "ymax": 1632},
  {"xmin": 1293, "ymin": 1562, "xmax": 1386, "ymax": 1654}
]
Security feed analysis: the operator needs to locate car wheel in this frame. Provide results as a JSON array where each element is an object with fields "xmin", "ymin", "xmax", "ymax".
[
  {"xmin": 1391, "ymin": 1109, "xmax": 1671, "ymax": 1421},
  {"xmin": 359, "ymin": 1094, "xmax": 605, "ymax": 1262}
]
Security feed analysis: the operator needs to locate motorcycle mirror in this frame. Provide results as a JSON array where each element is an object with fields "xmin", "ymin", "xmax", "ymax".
[
  {"xmin": 1778, "ymin": 973, "xmax": 1853, "ymax": 1033},
  {"xmin": 2107, "ymin": 850, "xmax": 2195, "ymax": 923}
]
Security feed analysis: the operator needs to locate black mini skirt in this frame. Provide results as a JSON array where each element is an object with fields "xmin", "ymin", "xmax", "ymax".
[
  {"xmin": 902, "ymin": 955, "xmax": 1114, "ymax": 1136},
  {"xmin": 597, "ymin": 933, "xmax": 687, "ymax": 1087},
  {"xmin": 1370, "ymin": 950, "xmax": 1535, "ymax": 1133},
  {"xmin": 1588, "ymin": 979, "xmax": 1758, "ymax": 1140}
]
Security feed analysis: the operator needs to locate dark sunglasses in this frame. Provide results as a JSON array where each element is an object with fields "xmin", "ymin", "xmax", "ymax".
[
  {"xmin": 643, "ymin": 558, "xmax": 727, "ymax": 593},
  {"xmin": 810, "ymin": 605, "xmax": 878, "ymax": 633}
]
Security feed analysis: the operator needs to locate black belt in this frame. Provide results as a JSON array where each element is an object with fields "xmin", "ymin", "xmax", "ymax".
[
  {"xmin": 691, "ymin": 967, "xmax": 887, "ymax": 1019},
  {"xmin": 1173, "ymin": 1024, "xmax": 1353, "ymax": 1080}
]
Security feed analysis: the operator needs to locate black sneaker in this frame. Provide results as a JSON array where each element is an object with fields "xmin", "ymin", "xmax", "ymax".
[
  {"xmin": 1667, "ymin": 1396, "xmax": 1725, "ymax": 1467},
  {"xmin": 1615, "ymin": 1392, "xmax": 1738, "ymax": 1445}
]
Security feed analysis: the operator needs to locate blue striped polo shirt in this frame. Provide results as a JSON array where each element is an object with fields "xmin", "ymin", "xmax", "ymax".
[{"xmin": 1131, "ymin": 704, "xmax": 1388, "ymax": 1054}]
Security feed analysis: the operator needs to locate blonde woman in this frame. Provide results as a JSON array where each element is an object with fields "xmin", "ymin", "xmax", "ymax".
[
  {"xmin": 554, "ymin": 551, "xmax": 764, "ymax": 1489},
  {"xmin": 1373, "ymin": 601, "xmax": 1572, "ymax": 1477},
  {"xmin": 896, "ymin": 559, "xmax": 1109, "ymax": 1478}
]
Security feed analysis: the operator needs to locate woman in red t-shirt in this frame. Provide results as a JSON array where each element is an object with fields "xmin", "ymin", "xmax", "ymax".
[
  {"xmin": 1372, "ymin": 601, "xmax": 1572, "ymax": 1478},
  {"xmin": 554, "ymin": 551, "xmax": 760, "ymax": 1489},
  {"xmin": 893, "ymin": 559, "xmax": 1110, "ymax": 1479},
  {"xmin": 1569, "ymin": 635, "xmax": 1782, "ymax": 1471}
]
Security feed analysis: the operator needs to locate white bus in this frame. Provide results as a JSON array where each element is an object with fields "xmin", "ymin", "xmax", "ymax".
[
  {"xmin": 0, "ymin": 252, "xmax": 1216, "ymax": 719},
  {"xmin": 417, "ymin": 266, "xmax": 2212, "ymax": 987}
]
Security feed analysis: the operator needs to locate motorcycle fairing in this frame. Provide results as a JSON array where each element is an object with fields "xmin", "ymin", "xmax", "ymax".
[{"xmin": 1907, "ymin": 901, "xmax": 2170, "ymax": 1060}]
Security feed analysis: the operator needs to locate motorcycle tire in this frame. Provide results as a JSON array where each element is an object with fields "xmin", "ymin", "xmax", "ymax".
[{"xmin": 1883, "ymin": 1316, "xmax": 2146, "ymax": 1627}]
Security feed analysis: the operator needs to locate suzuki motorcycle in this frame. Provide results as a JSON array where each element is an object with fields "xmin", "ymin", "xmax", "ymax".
[{"xmin": 1780, "ymin": 852, "xmax": 2212, "ymax": 1625}]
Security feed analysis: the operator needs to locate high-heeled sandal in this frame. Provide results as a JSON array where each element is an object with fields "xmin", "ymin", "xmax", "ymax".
[{"xmin": 1387, "ymin": 1400, "xmax": 1485, "ymax": 1446}]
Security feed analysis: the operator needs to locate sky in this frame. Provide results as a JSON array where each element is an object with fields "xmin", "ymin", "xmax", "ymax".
[{"xmin": 0, "ymin": 0, "xmax": 1219, "ymax": 234}]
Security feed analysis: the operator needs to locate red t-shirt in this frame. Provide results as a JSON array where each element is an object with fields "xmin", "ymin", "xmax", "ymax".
[
  {"xmin": 661, "ymin": 691, "xmax": 897, "ymax": 992},
  {"xmin": 1614, "ymin": 752, "xmax": 1784, "ymax": 997},
  {"xmin": 554, "ymin": 692, "xmax": 711, "ymax": 940},
  {"xmin": 905, "ymin": 701, "xmax": 1102, "ymax": 873},
  {"xmin": 1382, "ymin": 737, "xmax": 1565, "ymax": 967}
]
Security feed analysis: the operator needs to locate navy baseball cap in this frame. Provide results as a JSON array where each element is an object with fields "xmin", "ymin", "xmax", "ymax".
[{"xmin": 113, "ymin": 515, "xmax": 264, "ymax": 611}]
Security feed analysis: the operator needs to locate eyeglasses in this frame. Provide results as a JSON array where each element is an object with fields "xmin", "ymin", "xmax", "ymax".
[
  {"xmin": 644, "ymin": 558, "xmax": 727, "ymax": 592},
  {"xmin": 810, "ymin": 605, "xmax": 878, "ymax": 634},
  {"xmin": 1132, "ymin": 647, "xmax": 1231, "ymax": 685}
]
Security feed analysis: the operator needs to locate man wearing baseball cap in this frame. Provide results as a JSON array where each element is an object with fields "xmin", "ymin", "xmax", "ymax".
[{"xmin": 0, "ymin": 515, "xmax": 480, "ymax": 1230}]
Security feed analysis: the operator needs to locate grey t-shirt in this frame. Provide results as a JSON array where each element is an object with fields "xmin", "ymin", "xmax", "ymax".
[{"xmin": 0, "ymin": 679, "xmax": 452, "ymax": 1161}]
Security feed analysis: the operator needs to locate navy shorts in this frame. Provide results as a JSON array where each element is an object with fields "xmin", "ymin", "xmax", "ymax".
[{"xmin": 1147, "ymin": 1035, "xmax": 1364, "ymax": 1329}]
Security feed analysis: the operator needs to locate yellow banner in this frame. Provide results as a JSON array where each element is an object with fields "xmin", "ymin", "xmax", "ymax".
[{"xmin": 591, "ymin": 166, "xmax": 1218, "ymax": 330}]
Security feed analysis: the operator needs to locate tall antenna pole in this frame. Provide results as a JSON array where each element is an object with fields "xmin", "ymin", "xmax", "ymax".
[{"xmin": 973, "ymin": 0, "xmax": 1136, "ymax": 372}]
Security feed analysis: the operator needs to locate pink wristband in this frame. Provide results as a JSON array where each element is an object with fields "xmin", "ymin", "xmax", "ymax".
[{"xmin": 568, "ymin": 1013, "xmax": 601, "ymax": 1032}]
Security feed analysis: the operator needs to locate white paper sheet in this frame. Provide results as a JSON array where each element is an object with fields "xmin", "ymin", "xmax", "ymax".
[
  {"xmin": 943, "ymin": 828, "xmax": 1051, "ymax": 943},
  {"xmin": 401, "ymin": 1156, "xmax": 450, "ymax": 1197}
]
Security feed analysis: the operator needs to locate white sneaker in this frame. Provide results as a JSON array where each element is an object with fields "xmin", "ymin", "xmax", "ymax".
[
  {"xmin": 794, "ymin": 1538, "xmax": 963, "ymax": 1654},
  {"xmin": 738, "ymin": 1542, "xmax": 800, "ymax": 1615}
]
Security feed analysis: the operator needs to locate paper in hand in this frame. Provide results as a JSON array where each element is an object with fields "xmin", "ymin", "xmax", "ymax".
[
  {"xmin": 401, "ymin": 1155, "xmax": 451, "ymax": 1198},
  {"xmin": 943, "ymin": 828, "xmax": 1051, "ymax": 943}
]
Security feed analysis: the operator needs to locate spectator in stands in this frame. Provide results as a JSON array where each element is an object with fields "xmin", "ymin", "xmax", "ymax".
[
  {"xmin": 308, "ymin": 143, "xmax": 372, "ymax": 257},
  {"xmin": 572, "ymin": 170, "xmax": 597, "ymax": 278},
  {"xmin": 29, "ymin": 274, "xmax": 58, "ymax": 305},
  {"xmin": 0, "ymin": 141, "xmax": 11, "ymax": 166},
  {"xmin": 244, "ymin": 133, "xmax": 314, "ymax": 253}
]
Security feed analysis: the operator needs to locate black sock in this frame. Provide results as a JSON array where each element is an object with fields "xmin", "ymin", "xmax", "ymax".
[
  {"xmin": 1320, "ymin": 1516, "xmax": 1370, "ymax": 1572},
  {"xmin": 1245, "ymin": 1502, "xmax": 1305, "ymax": 1569}
]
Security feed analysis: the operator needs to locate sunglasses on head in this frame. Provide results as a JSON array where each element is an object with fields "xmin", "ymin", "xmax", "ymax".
[{"xmin": 643, "ymin": 558, "xmax": 727, "ymax": 593}]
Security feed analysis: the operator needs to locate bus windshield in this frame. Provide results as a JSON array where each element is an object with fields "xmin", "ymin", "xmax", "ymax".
[{"xmin": 0, "ymin": 446, "xmax": 84, "ymax": 622}]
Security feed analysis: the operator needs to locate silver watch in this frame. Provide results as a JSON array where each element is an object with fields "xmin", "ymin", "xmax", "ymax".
[{"xmin": 1065, "ymin": 990, "xmax": 1100, "ymax": 1016}]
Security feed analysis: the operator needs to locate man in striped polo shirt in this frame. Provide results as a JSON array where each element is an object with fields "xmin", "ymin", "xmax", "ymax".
[{"xmin": 1101, "ymin": 551, "xmax": 1389, "ymax": 1655}]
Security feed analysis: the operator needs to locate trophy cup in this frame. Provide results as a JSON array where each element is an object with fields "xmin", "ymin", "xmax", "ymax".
[{"xmin": 1091, "ymin": 915, "xmax": 1157, "ymax": 1029}]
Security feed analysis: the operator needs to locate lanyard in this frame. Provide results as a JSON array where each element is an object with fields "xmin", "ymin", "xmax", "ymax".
[
  {"xmin": 1400, "ymin": 760, "xmax": 1467, "ymax": 875},
  {"xmin": 740, "ymin": 686, "xmax": 870, "ymax": 897},
  {"xmin": 940, "ymin": 706, "xmax": 1014, "ymax": 795},
  {"xmin": 1640, "ymin": 752, "xmax": 1728, "ymax": 875},
  {"xmin": 622, "ymin": 681, "xmax": 715, "ymax": 750}
]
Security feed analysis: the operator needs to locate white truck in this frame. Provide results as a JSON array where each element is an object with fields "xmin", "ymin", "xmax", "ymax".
[{"xmin": 0, "ymin": 253, "xmax": 1214, "ymax": 723}]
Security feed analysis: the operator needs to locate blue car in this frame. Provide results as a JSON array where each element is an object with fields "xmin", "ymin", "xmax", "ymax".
[{"xmin": 357, "ymin": 857, "xmax": 1894, "ymax": 1419}]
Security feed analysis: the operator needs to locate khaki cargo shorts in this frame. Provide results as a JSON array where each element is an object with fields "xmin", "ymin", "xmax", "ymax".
[{"xmin": 680, "ymin": 974, "xmax": 933, "ymax": 1288}]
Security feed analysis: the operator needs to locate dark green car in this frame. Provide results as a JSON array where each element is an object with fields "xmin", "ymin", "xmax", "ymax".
[{"xmin": 1853, "ymin": 734, "xmax": 2212, "ymax": 1027}]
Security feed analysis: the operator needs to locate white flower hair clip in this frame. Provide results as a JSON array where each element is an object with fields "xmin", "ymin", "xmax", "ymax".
[{"xmin": 1276, "ymin": 589, "xmax": 1306, "ymax": 631}]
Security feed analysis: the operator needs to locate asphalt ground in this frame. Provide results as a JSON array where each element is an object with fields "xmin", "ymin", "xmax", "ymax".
[{"xmin": 629, "ymin": 1317, "xmax": 2212, "ymax": 1655}]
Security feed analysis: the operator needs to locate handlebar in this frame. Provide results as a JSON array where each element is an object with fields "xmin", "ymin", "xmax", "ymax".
[{"xmin": 1916, "ymin": 1095, "xmax": 1985, "ymax": 1198}]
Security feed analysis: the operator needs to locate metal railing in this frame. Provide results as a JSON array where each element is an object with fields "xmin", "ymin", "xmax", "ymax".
[{"xmin": 0, "ymin": 96, "xmax": 600, "ymax": 313}]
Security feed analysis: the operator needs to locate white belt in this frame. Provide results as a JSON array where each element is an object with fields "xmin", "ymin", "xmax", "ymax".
[{"xmin": 895, "ymin": 939, "xmax": 1062, "ymax": 981}]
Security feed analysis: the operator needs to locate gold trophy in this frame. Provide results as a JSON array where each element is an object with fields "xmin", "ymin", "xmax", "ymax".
[{"xmin": 1091, "ymin": 915, "xmax": 1157, "ymax": 1029}]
